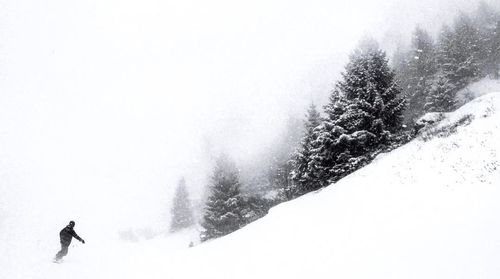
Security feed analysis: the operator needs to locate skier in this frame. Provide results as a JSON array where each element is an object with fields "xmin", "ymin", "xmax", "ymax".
[{"xmin": 54, "ymin": 220, "xmax": 85, "ymax": 262}]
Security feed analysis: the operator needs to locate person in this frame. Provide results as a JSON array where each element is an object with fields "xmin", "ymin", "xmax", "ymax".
[{"xmin": 54, "ymin": 220, "xmax": 85, "ymax": 262}]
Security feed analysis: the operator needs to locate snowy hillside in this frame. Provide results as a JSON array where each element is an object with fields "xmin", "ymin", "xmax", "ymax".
[{"xmin": 2, "ymin": 91, "xmax": 500, "ymax": 278}]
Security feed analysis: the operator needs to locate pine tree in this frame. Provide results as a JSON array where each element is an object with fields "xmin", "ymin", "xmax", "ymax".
[
  {"xmin": 201, "ymin": 154, "xmax": 245, "ymax": 241},
  {"xmin": 313, "ymin": 39, "xmax": 406, "ymax": 185},
  {"xmin": 438, "ymin": 13, "xmax": 483, "ymax": 90},
  {"xmin": 392, "ymin": 43, "xmax": 411, "ymax": 87},
  {"xmin": 289, "ymin": 103, "xmax": 322, "ymax": 196},
  {"xmin": 170, "ymin": 178, "xmax": 195, "ymax": 233},
  {"xmin": 405, "ymin": 27, "xmax": 437, "ymax": 121},
  {"xmin": 310, "ymin": 91, "xmax": 348, "ymax": 187},
  {"xmin": 473, "ymin": 1, "xmax": 500, "ymax": 78},
  {"xmin": 424, "ymin": 74, "xmax": 457, "ymax": 112},
  {"xmin": 435, "ymin": 25, "xmax": 455, "ymax": 83},
  {"xmin": 336, "ymin": 39, "xmax": 406, "ymax": 136},
  {"xmin": 392, "ymin": 44, "xmax": 412, "ymax": 96}
]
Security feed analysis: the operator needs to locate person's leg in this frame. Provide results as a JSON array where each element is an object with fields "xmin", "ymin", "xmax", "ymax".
[
  {"xmin": 55, "ymin": 244, "xmax": 69, "ymax": 260},
  {"xmin": 61, "ymin": 245, "xmax": 68, "ymax": 258}
]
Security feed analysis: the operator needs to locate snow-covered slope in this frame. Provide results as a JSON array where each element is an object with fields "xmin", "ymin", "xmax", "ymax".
[{"xmin": 2, "ymin": 92, "xmax": 500, "ymax": 279}]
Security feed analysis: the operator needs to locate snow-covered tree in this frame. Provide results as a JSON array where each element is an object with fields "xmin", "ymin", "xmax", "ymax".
[
  {"xmin": 310, "ymin": 92, "xmax": 349, "ymax": 187},
  {"xmin": 170, "ymin": 178, "xmax": 195, "ymax": 233},
  {"xmin": 472, "ymin": 2, "xmax": 500, "ymax": 79},
  {"xmin": 289, "ymin": 103, "xmax": 322, "ymax": 197},
  {"xmin": 424, "ymin": 74, "xmax": 457, "ymax": 112},
  {"xmin": 336, "ymin": 39, "xmax": 406, "ymax": 136},
  {"xmin": 392, "ymin": 43, "xmax": 412, "ymax": 97},
  {"xmin": 392, "ymin": 3, "xmax": 499, "ymax": 123},
  {"xmin": 201, "ymin": 154, "xmax": 245, "ymax": 241},
  {"xmin": 312, "ymin": 39, "xmax": 406, "ymax": 185},
  {"xmin": 437, "ymin": 14, "xmax": 482, "ymax": 90},
  {"xmin": 405, "ymin": 27, "xmax": 437, "ymax": 122}
]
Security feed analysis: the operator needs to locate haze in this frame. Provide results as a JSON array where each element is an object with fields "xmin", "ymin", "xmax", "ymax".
[{"xmin": 0, "ymin": 0, "xmax": 492, "ymax": 237}]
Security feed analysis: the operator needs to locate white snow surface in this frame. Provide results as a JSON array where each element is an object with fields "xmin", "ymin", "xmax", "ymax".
[{"xmin": 2, "ymin": 92, "xmax": 500, "ymax": 278}]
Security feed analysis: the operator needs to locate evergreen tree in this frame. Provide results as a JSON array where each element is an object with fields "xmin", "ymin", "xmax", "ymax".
[
  {"xmin": 391, "ymin": 43, "xmax": 411, "ymax": 94},
  {"xmin": 289, "ymin": 103, "xmax": 322, "ymax": 196},
  {"xmin": 424, "ymin": 74, "xmax": 457, "ymax": 112},
  {"xmin": 405, "ymin": 27, "xmax": 437, "ymax": 122},
  {"xmin": 438, "ymin": 13, "xmax": 482, "ymax": 90},
  {"xmin": 310, "ymin": 92, "xmax": 350, "ymax": 186},
  {"xmin": 201, "ymin": 154, "xmax": 245, "ymax": 241},
  {"xmin": 312, "ymin": 39, "xmax": 406, "ymax": 185},
  {"xmin": 336, "ymin": 39, "xmax": 406, "ymax": 136},
  {"xmin": 170, "ymin": 178, "xmax": 195, "ymax": 232},
  {"xmin": 392, "ymin": 3, "xmax": 499, "ymax": 123},
  {"xmin": 474, "ymin": 1, "xmax": 500, "ymax": 78}
]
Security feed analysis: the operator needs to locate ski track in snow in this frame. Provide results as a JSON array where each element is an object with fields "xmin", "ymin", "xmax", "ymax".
[{"xmin": 1, "ymin": 91, "xmax": 500, "ymax": 278}]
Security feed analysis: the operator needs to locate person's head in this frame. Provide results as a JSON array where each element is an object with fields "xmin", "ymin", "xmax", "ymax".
[{"xmin": 68, "ymin": 221, "xmax": 75, "ymax": 228}]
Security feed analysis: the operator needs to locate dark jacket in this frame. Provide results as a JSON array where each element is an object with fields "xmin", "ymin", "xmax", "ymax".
[{"xmin": 59, "ymin": 225, "xmax": 82, "ymax": 246}]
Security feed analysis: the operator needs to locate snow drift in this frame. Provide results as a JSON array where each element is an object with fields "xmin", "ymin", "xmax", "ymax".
[{"xmin": 1, "ymin": 91, "xmax": 500, "ymax": 279}]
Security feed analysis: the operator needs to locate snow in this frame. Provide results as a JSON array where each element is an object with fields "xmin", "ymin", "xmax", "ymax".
[
  {"xmin": 1, "ymin": 91, "xmax": 500, "ymax": 278},
  {"xmin": 456, "ymin": 77, "xmax": 500, "ymax": 105}
]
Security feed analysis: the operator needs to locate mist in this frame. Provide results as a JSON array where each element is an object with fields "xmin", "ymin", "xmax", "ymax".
[{"xmin": 0, "ymin": 0, "xmax": 493, "ymax": 238}]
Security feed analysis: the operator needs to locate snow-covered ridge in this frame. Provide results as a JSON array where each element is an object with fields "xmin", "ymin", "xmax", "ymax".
[
  {"xmin": 2, "ymin": 92, "xmax": 500, "ymax": 278},
  {"xmin": 182, "ymin": 91, "xmax": 500, "ymax": 279},
  {"xmin": 420, "ymin": 92, "xmax": 498, "ymax": 142}
]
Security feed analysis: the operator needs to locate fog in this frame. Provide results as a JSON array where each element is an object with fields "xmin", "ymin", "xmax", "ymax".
[{"xmin": 0, "ymin": 0, "xmax": 493, "ymax": 236}]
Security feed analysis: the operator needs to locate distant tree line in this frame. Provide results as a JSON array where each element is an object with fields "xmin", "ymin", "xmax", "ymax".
[
  {"xmin": 171, "ymin": 1, "xmax": 500, "ymax": 242},
  {"xmin": 393, "ymin": 1, "xmax": 500, "ymax": 123}
]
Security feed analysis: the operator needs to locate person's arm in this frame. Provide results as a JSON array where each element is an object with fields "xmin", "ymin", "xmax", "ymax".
[{"xmin": 71, "ymin": 230, "xmax": 85, "ymax": 243}]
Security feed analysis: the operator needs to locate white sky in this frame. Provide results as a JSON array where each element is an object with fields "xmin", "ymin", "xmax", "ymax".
[{"xmin": 0, "ymin": 0, "xmax": 489, "ymax": 233}]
